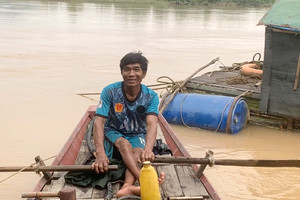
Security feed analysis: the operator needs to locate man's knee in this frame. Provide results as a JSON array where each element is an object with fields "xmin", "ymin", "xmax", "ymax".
[{"xmin": 115, "ymin": 137, "xmax": 132, "ymax": 152}]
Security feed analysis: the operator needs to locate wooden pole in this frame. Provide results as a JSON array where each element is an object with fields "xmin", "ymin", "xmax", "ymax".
[
  {"xmin": 35, "ymin": 155, "xmax": 52, "ymax": 180},
  {"xmin": 153, "ymin": 156, "xmax": 300, "ymax": 168},
  {"xmin": 293, "ymin": 54, "xmax": 300, "ymax": 91},
  {"xmin": 195, "ymin": 150, "xmax": 213, "ymax": 178},
  {"xmin": 22, "ymin": 191, "xmax": 59, "ymax": 198},
  {"xmin": 22, "ymin": 188, "xmax": 76, "ymax": 199},
  {"xmin": 0, "ymin": 164, "xmax": 118, "ymax": 172}
]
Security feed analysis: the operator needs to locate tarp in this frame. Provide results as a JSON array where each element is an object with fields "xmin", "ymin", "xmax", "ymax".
[{"xmin": 258, "ymin": 0, "xmax": 300, "ymax": 32}]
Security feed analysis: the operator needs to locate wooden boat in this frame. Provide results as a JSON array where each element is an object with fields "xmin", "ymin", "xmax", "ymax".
[{"xmin": 29, "ymin": 105, "xmax": 220, "ymax": 200}]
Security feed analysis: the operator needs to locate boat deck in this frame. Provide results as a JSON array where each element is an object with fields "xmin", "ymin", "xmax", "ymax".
[
  {"xmin": 41, "ymin": 124, "xmax": 211, "ymax": 200},
  {"xmin": 186, "ymin": 69, "xmax": 261, "ymax": 100}
]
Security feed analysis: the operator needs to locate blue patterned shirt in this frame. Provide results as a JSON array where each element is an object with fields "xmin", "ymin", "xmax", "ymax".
[{"xmin": 95, "ymin": 81, "xmax": 159, "ymax": 135}]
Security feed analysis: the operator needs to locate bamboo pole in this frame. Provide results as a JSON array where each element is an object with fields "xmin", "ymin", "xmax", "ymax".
[
  {"xmin": 154, "ymin": 156, "xmax": 300, "ymax": 168},
  {"xmin": 0, "ymin": 165, "xmax": 118, "ymax": 172}
]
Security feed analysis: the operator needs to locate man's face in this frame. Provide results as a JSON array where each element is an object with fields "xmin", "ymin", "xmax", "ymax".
[{"xmin": 121, "ymin": 63, "xmax": 146, "ymax": 88}]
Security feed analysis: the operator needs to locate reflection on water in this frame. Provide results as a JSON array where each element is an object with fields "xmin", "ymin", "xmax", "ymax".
[{"xmin": 1, "ymin": 1, "xmax": 300, "ymax": 200}]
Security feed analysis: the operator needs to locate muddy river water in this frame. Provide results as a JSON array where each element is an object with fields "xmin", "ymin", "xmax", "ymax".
[{"xmin": 1, "ymin": 1, "xmax": 300, "ymax": 199}]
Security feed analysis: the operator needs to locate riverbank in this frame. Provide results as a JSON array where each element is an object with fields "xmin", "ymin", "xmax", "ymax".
[
  {"xmin": 64, "ymin": 0, "xmax": 276, "ymax": 7},
  {"xmin": 168, "ymin": 0, "xmax": 276, "ymax": 7}
]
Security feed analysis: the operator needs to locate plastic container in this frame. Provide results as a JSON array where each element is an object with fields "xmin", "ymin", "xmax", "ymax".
[
  {"xmin": 140, "ymin": 161, "xmax": 160, "ymax": 200},
  {"xmin": 162, "ymin": 93, "xmax": 249, "ymax": 134}
]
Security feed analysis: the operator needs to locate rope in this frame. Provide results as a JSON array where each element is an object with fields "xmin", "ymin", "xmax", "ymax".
[
  {"xmin": 225, "ymin": 91, "xmax": 251, "ymax": 133},
  {"xmin": 208, "ymin": 59, "xmax": 227, "ymax": 76},
  {"xmin": 159, "ymin": 57, "xmax": 220, "ymax": 113},
  {"xmin": 0, "ymin": 155, "xmax": 57, "ymax": 184},
  {"xmin": 219, "ymin": 52, "xmax": 263, "ymax": 72},
  {"xmin": 214, "ymin": 98, "xmax": 234, "ymax": 132},
  {"xmin": 180, "ymin": 93, "xmax": 193, "ymax": 128}
]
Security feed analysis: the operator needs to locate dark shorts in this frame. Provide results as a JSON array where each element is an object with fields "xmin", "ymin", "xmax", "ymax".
[{"xmin": 104, "ymin": 130, "xmax": 146, "ymax": 159}]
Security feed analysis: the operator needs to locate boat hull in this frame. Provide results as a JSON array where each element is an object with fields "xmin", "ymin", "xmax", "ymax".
[{"xmin": 31, "ymin": 105, "xmax": 220, "ymax": 200}]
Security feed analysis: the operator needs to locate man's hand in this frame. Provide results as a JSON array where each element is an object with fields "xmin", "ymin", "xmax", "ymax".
[
  {"xmin": 141, "ymin": 149, "xmax": 155, "ymax": 163},
  {"xmin": 92, "ymin": 152, "xmax": 109, "ymax": 173}
]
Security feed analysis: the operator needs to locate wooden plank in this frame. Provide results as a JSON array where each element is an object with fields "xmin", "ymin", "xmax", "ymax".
[
  {"xmin": 42, "ymin": 172, "xmax": 66, "ymax": 200},
  {"xmin": 260, "ymin": 27, "xmax": 273, "ymax": 113},
  {"xmin": 267, "ymin": 77, "xmax": 300, "ymax": 118},
  {"xmin": 75, "ymin": 140, "xmax": 92, "ymax": 165},
  {"xmin": 188, "ymin": 69, "xmax": 262, "ymax": 95},
  {"xmin": 175, "ymin": 166, "xmax": 209, "ymax": 197},
  {"xmin": 92, "ymin": 187, "xmax": 107, "ymax": 198},
  {"xmin": 156, "ymin": 164, "xmax": 183, "ymax": 198},
  {"xmin": 186, "ymin": 82, "xmax": 260, "ymax": 99},
  {"xmin": 293, "ymin": 54, "xmax": 300, "ymax": 90},
  {"xmin": 189, "ymin": 77, "xmax": 262, "ymax": 93},
  {"xmin": 78, "ymin": 199, "xmax": 118, "ymax": 200},
  {"xmin": 271, "ymin": 32, "xmax": 300, "ymax": 61},
  {"xmin": 112, "ymin": 182, "xmax": 122, "ymax": 196},
  {"xmin": 268, "ymin": 100, "xmax": 300, "ymax": 119},
  {"xmin": 64, "ymin": 138, "xmax": 93, "ymax": 199},
  {"xmin": 94, "ymin": 182, "xmax": 122, "ymax": 199},
  {"xmin": 64, "ymin": 140, "xmax": 93, "ymax": 199},
  {"xmin": 157, "ymin": 124, "xmax": 167, "ymax": 143},
  {"xmin": 65, "ymin": 183, "xmax": 93, "ymax": 199}
]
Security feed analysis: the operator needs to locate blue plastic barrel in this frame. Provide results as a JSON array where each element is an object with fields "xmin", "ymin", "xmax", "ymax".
[{"xmin": 161, "ymin": 93, "xmax": 249, "ymax": 134}]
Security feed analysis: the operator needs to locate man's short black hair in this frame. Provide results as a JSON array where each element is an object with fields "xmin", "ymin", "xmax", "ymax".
[{"xmin": 120, "ymin": 51, "xmax": 148, "ymax": 72}]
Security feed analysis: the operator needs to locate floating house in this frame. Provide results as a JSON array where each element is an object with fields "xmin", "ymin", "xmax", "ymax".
[
  {"xmin": 184, "ymin": 0, "xmax": 300, "ymax": 130},
  {"xmin": 258, "ymin": 0, "xmax": 300, "ymax": 120}
]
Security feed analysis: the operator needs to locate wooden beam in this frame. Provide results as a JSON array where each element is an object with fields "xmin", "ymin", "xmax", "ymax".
[
  {"xmin": 153, "ymin": 156, "xmax": 300, "ymax": 168},
  {"xmin": 0, "ymin": 165, "xmax": 118, "ymax": 172},
  {"xmin": 195, "ymin": 151, "xmax": 213, "ymax": 178},
  {"xmin": 293, "ymin": 54, "xmax": 300, "ymax": 91}
]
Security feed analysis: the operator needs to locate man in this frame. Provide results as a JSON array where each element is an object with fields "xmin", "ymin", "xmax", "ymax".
[{"xmin": 92, "ymin": 52, "xmax": 163, "ymax": 197}]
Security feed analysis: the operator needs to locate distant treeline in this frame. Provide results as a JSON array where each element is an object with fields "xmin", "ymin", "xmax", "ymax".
[
  {"xmin": 167, "ymin": 0, "xmax": 276, "ymax": 6},
  {"xmin": 63, "ymin": 0, "xmax": 277, "ymax": 7}
]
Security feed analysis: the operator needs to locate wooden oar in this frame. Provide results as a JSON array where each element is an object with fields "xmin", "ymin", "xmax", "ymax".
[
  {"xmin": 0, "ymin": 164, "xmax": 118, "ymax": 172},
  {"xmin": 2, "ymin": 156, "xmax": 299, "ymax": 173},
  {"xmin": 154, "ymin": 156, "xmax": 300, "ymax": 167}
]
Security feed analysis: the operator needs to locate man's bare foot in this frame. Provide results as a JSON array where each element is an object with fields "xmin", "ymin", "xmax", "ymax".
[
  {"xmin": 116, "ymin": 183, "xmax": 140, "ymax": 197},
  {"xmin": 158, "ymin": 172, "xmax": 165, "ymax": 185},
  {"xmin": 116, "ymin": 172, "xmax": 165, "ymax": 198}
]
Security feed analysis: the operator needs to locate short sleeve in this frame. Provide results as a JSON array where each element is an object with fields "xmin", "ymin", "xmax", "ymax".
[
  {"xmin": 146, "ymin": 92, "xmax": 159, "ymax": 116},
  {"xmin": 95, "ymin": 88, "xmax": 111, "ymax": 118}
]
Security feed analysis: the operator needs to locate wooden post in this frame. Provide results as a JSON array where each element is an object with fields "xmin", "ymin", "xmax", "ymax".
[
  {"xmin": 293, "ymin": 54, "xmax": 300, "ymax": 91},
  {"xmin": 195, "ymin": 150, "xmax": 214, "ymax": 178},
  {"xmin": 35, "ymin": 155, "xmax": 52, "ymax": 180}
]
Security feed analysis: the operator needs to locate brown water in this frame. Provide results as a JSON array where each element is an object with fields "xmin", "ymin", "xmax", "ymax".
[{"xmin": 1, "ymin": 1, "xmax": 300, "ymax": 199}]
